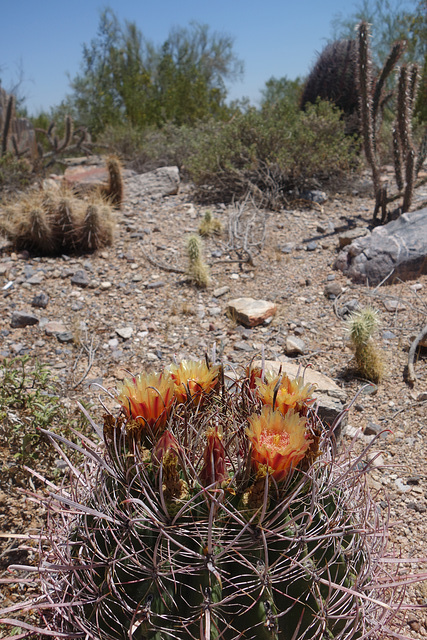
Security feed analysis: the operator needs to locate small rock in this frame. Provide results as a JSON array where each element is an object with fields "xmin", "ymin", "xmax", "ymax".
[
  {"xmin": 57, "ymin": 331, "xmax": 74, "ymax": 344},
  {"xmin": 383, "ymin": 299, "xmax": 406, "ymax": 312},
  {"xmin": 116, "ymin": 326, "xmax": 133, "ymax": 340},
  {"xmin": 406, "ymin": 476, "xmax": 422, "ymax": 485},
  {"xmin": 364, "ymin": 421, "xmax": 383, "ymax": 436},
  {"xmin": 71, "ymin": 270, "xmax": 90, "ymax": 287},
  {"xmin": 213, "ymin": 286, "xmax": 230, "ymax": 298},
  {"xmin": 233, "ymin": 341, "xmax": 253, "ymax": 352},
  {"xmin": 382, "ymin": 330, "xmax": 396, "ymax": 340},
  {"xmin": 227, "ymin": 298, "xmax": 277, "ymax": 328},
  {"xmin": 31, "ymin": 292, "xmax": 50, "ymax": 308},
  {"xmin": 27, "ymin": 272, "xmax": 45, "ymax": 285},
  {"xmin": 100, "ymin": 281, "xmax": 112, "ymax": 290},
  {"xmin": 45, "ymin": 321, "xmax": 67, "ymax": 336},
  {"xmin": 306, "ymin": 241, "xmax": 317, "ymax": 251},
  {"xmin": 285, "ymin": 336, "xmax": 306, "ymax": 355},
  {"xmin": 395, "ymin": 478, "xmax": 410, "ymax": 493},
  {"xmin": 338, "ymin": 227, "xmax": 369, "ymax": 248},
  {"xmin": 324, "ymin": 282, "xmax": 343, "ymax": 298},
  {"xmin": 10, "ymin": 311, "xmax": 39, "ymax": 328},
  {"xmin": 146, "ymin": 281, "xmax": 165, "ymax": 289}
]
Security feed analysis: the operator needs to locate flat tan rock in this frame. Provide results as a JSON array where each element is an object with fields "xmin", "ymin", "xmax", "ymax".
[{"xmin": 227, "ymin": 297, "xmax": 277, "ymax": 327}]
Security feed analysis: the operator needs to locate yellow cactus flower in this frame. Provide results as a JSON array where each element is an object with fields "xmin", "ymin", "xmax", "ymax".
[
  {"xmin": 256, "ymin": 372, "xmax": 314, "ymax": 417},
  {"xmin": 116, "ymin": 371, "xmax": 175, "ymax": 434},
  {"xmin": 246, "ymin": 406, "xmax": 312, "ymax": 481},
  {"xmin": 167, "ymin": 359, "xmax": 220, "ymax": 405}
]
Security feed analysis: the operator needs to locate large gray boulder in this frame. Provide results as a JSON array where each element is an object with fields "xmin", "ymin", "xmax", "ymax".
[
  {"xmin": 334, "ymin": 208, "xmax": 427, "ymax": 284},
  {"xmin": 126, "ymin": 166, "xmax": 180, "ymax": 198}
]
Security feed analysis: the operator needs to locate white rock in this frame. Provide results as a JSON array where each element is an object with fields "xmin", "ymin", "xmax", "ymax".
[{"xmin": 116, "ymin": 326, "xmax": 133, "ymax": 340}]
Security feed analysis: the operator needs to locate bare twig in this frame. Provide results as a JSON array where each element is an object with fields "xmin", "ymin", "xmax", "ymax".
[
  {"xmin": 407, "ymin": 324, "xmax": 427, "ymax": 385},
  {"xmin": 71, "ymin": 333, "xmax": 98, "ymax": 390},
  {"xmin": 227, "ymin": 195, "xmax": 267, "ymax": 260},
  {"xmin": 140, "ymin": 246, "xmax": 186, "ymax": 274}
]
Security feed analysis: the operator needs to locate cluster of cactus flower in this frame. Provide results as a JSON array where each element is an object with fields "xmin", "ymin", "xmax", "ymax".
[{"xmin": 1, "ymin": 358, "xmax": 414, "ymax": 639}]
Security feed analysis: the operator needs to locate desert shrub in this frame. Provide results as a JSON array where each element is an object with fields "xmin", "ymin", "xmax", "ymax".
[
  {"xmin": 185, "ymin": 100, "xmax": 360, "ymax": 203},
  {"xmin": 0, "ymin": 153, "xmax": 33, "ymax": 198}
]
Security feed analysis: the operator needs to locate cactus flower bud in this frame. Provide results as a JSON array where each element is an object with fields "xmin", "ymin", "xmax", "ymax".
[
  {"xmin": 200, "ymin": 427, "xmax": 227, "ymax": 487},
  {"xmin": 152, "ymin": 430, "xmax": 180, "ymax": 465}
]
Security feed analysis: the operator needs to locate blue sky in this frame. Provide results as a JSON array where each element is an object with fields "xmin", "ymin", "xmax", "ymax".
[{"xmin": 0, "ymin": 0, "xmax": 374, "ymax": 114}]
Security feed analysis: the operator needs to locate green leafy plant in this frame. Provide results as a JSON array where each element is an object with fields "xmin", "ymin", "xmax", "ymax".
[
  {"xmin": 1, "ymin": 358, "xmax": 422, "ymax": 639},
  {"xmin": 0, "ymin": 356, "xmax": 62, "ymax": 464}
]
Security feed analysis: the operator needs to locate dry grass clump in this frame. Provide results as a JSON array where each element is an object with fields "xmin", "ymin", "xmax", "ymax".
[
  {"xmin": 198, "ymin": 209, "xmax": 222, "ymax": 237},
  {"xmin": 0, "ymin": 186, "xmax": 115, "ymax": 255}
]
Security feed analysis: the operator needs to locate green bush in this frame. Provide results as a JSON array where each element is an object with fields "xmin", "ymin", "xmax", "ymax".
[
  {"xmin": 0, "ymin": 154, "xmax": 33, "ymax": 198},
  {"xmin": 185, "ymin": 100, "xmax": 360, "ymax": 203}
]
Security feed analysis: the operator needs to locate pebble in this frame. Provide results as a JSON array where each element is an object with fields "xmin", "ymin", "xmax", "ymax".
[
  {"xmin": 306, "ymin": 241, "xmax": 317, "ymax": 251},
  {"xmin": 71, "ymin": 270, "xmax": 90, "ymax": 287},
  {"xmin": 383, "ymin": 299, "xmax": 406, "ymax": 312},
  {"xmin": 213, "ymin": 286, "xmax": 230, "ymax": 298},
  {"xmin": 10, "ymin": 311, "xmax": 39, "ymax": 328},
  {"xmin": 31, "ymin": 291, "xmax": 50, "ymax": 308},
  {"xmin": 57, "ymin": 331, "xmax": 74, "ymax": 344},
  {"xmin": 116, "ymin": 326, "xmax": 133, "ymax": 340},
  {"xmin": 44, "ymin": 321, "xmax": 67, "ymax": 336},
  {"xmin": 324, "ymin": 282, "xmax": 343, "ymax": 298},
  {"xmin": 285, "ymin": 336, "xmax": 306, "ymax": 355},
  {"xmin": 100, "ymin": 281, "xmax": 112, "ymax": 290},
  {"xmin": 27, "ymin": 272, "xmax": 45, "ymax": 285}
]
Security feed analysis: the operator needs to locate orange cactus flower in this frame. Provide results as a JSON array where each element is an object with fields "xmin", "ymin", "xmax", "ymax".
[
  {"xmin": 167, "ymin": 359, "xmax": 220, "ymax": 405},
  {"xmin": 116, "ymin": 371, "xmax": 175, "ymax": 433},
  {"xmin": 256, "ymin": 372, "xmax": 314, "ymax": 417},
  {"xmin": 200, "ymin": 427, "xmax": 227, "ymax": 487},
  {"xmin": 246, "ymin": 406, "xmax": 312, "ymax": 481}
]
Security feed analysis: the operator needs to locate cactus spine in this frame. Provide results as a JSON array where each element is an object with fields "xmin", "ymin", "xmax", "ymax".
[
  {"xmin": 347, "ymin": 307, "xmax": 384, "ymax": 383},
  {"xmin": 0, "ymin": 188, "xmax": 115, "ymax": 255},
  {"xmin": 4, "ymin": 358, "xmax": 411, "ymax": 639},
  {"xmin": 186, "ymin": 234, "xmax": 210, "ymax": 287},
  {"xmin": 101, "ymin": 155, "xmax": 124, "ymax": 208}
]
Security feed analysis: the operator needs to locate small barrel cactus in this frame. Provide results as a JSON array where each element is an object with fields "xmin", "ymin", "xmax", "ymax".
[{"xmin": 2, "ymin": 359, "xmax": 412, "ymax": 638}]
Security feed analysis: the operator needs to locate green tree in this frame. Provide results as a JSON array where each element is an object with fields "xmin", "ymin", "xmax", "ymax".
[
  {"xmin": 260, "ymin": 76, "xmax": 303, "ymax": 110},
  {"xmin": 331, "ymin": 0, "xmax": 425, "ymax": 65},
  {"xmin": 64, "ymin": 9, "xmax": 243, "ymax": 135}
]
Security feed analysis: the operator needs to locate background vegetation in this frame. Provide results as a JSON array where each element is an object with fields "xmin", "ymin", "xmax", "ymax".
[{"xmin": 0, "ymin": 1, "xmax": 425, "ymax": 203}]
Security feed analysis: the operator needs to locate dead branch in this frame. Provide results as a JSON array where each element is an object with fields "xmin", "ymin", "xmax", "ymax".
[
  {"xmin": 407, "ymin": 323, "xmax": 427, "ymax": 385},
  {"xmin": 71, "ymin": 332, "xmax": 99, "ymax": 390},
  {"xmin": 227, "ymin": 195, "xmax": 267, "ymax": 260},
  {"xmin": 140, "ymin": 246, "xmax": 186, "ymax": 274}
]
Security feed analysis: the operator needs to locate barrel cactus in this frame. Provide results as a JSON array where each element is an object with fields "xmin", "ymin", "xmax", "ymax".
[{"xmin": 2, "ymin": 358, "xmax": 411, "ymax": 638}]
